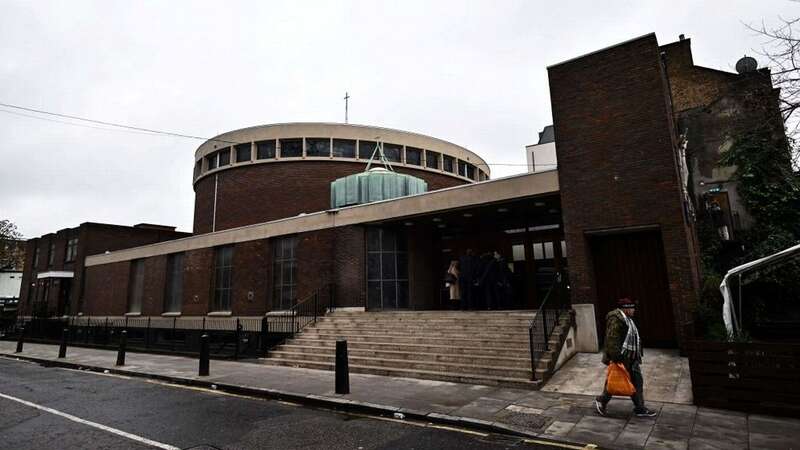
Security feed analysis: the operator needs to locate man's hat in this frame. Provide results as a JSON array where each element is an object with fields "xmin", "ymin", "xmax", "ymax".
[{"xmin": 617, "ymin": 298, "xmax": 636, "ymax": 308}]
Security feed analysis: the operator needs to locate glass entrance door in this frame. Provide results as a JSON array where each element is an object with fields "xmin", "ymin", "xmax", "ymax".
[{"xmin": 366, "ymin": 228, "xmax": 409, "ymax": 310}]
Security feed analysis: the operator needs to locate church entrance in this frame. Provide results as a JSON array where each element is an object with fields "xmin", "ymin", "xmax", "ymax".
[
  {"xmin": 589, "ymin": 230, "xmax": 677, "ymax": 347},
  {"xmin": 366, "ymin": 194, "xmax": 564, "ymax": 311}
]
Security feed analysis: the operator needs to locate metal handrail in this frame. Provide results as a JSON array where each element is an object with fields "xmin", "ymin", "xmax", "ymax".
[
  {"xmin": 528, "ymin": 272, "xmax": 567, "ymax": 381},
  {"xmin": 270, "ymin": 283, "xmax": 335, "ymax": 342}
]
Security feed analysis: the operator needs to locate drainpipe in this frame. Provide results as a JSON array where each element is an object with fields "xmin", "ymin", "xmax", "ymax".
[{"xmin": 212, "ymin": 174, "xmax": 218, "ymax": 232}]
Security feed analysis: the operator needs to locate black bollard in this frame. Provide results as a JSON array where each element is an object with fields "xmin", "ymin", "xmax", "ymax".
[
  {"xmin": 335, "ymin": 339, "xmax": 350, "ymax": 394},
  {"xmin": 116, "ymin": 330, "xmax": 127, "ymax": 366},
  {"xmin": 199, "ymin": 334, "xmax": 210, "ymax": 376},
  {"xmin": 58, "ymin": 328, "xmax": 68, "ymax": 358},
  {"xmin": 15, "ymin": 325, "xmax": 25, "ymax": 353}
]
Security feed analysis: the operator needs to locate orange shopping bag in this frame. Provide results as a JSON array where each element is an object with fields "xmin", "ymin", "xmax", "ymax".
[{"xmin": 606, "ymin": 362, "xmax": 636, "ymax": 396}]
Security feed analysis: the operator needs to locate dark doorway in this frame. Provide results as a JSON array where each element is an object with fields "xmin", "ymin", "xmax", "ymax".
[
  {"xmin": 590, "ymin": 230, "xmax": 676, "ymax": 347},
  {"xmin": 57, "ymin": 280, "xmax": 72, "ymax": 317}
]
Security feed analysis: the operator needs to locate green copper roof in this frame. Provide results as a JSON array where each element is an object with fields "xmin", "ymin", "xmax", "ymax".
[{"xmin": 330, "ymin": 168, "xmax": 428, "ymax": 209}]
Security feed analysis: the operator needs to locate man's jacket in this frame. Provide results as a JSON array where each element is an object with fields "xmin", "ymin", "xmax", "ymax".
[{"xmin": 602, "ymin": 309, "xmax": 631, "ymax": 365}]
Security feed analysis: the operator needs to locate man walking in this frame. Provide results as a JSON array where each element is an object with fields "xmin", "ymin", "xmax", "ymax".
[{"xmin": 595, "ymin": 298, "xmax": 657, "ymax": 417}]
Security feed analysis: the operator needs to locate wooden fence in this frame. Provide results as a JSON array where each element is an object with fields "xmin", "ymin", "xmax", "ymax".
[{"xmin": 687, "ymin": 340, "xmax": 800, "ymax": 417}]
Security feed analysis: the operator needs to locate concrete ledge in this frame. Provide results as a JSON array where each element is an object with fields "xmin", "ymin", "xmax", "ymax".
[{"xmin": 572, "ymin": 304, "xmax": 599, "ymax": 352}]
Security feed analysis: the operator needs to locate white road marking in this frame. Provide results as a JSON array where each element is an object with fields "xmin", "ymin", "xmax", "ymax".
[{"xmin": 0, "ymin": 392, "xmax": 180, "ymax": 450}]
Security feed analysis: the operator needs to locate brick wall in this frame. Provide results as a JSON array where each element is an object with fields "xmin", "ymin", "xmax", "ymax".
[
  {"xmin": 296, "ymin": 229, "xmax": 335, "ymax": 304},
  {"xmin": 181, "ymin": 247, "xmax": 214, "ymax": 316},
  {"xmin": 548, "ymin": 34, "xmax": 700, "ymax": 345},
  {"xmin": 660, "ymin": 39, "xmax": 737, "ymax": 113},
  {"xmin": 19, "ymin": 227, "xmax": 81, "ymax": 316},
  {"xmin": 231, "ymin": 240, "xmax": 270, "ymax": 315},
  {"xmin": 193, "ymin": 161, "xmax": 469, "ymax": 234},
  {"xmin": 332, "ymin": 226, "xmax": 366, "ymax": 308},
  {"xmin": 141, "ymin": 255, "xmax": 167, "ymax": 316},
  {"xmin": 78, "ymin": 226, "xmax": 368, "ymax": 316},
  {"xmin": 18, "ymin": 223, "xmax": 188, "ymax": 317},
  {"xmin": 84, "ymin": 261, "xmax": 130, "ymax": 316}
]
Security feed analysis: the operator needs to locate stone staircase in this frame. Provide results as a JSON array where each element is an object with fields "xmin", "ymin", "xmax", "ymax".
[{"xmin": 259, "ymin": 310, "xmax": 571, "ymax": 388}]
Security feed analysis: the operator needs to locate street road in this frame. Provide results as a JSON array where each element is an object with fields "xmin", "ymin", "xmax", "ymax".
[{"xmin": 0, "ymin": 357, "xmax": 572, "ymax": 450}]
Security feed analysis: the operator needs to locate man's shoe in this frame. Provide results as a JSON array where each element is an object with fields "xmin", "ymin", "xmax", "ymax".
[
  {"xmin": 634, "ymin": 408, "xmax": 657, "ymax": 417},
  {"xmin": 594, "ymin": 399, "xmax": 607, "ymax": 416}
]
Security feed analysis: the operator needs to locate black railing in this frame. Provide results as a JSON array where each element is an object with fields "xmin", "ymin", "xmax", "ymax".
[
  {"xmin": 7, "ymin": 315, "xmax": 266, "ymax": 359},
  {"xmin": 4, "ymin": 283, "xmax": 336, "ymax": 359},
  {"xmin": 266, "ymin": 283, "xmax": 335, "ymax": 349},
  {"xmin": 528, "ymin": 272, "xmax": 570, "ymax": 381},
  {"xmin": 0, "ymin": 316, "xmax": 18, "ymax": 338}
]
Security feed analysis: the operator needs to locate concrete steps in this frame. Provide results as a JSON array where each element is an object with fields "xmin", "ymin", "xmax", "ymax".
[
  {"xmin": 264, "ymin": 358, "xmax": 542, "ymax": 388},
  {"xmin": 285, "ymin": 339, "xmax": 530, "ymax": 358},
  {"xmin": 298, "ymin": 331, "xmax": 532, "ymax": 347},
  {"xmin": 311, "ymin": 322, "xmax": 533, "ymax": 332},
  {"xmin": 302, "ymin": 328, "xmax": 530, "ymax": 340},
  {"xmin": 272, "ymin": 345, "xmax": 534, "ymax": 368},
  {"xmin": 286, "ymin": 335, "xmax": 529, "ymax": 358},
  {"xmin": 260, "ymin": 310, "xmax": 549, "ymax": 388}
]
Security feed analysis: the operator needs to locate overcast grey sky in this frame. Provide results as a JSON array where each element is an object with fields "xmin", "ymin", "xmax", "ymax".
[{"xmin": 1, "ymin": 0, "xmax": 798, "ymax": 238}]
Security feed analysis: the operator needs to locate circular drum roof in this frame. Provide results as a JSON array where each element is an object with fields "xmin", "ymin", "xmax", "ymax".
[{"xmin": 192, "ymin": 122, "xmax": 490, "ymax": 185}]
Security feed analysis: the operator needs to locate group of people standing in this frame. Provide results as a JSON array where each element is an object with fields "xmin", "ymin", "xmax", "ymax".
[{"xmin": 445, "ymin": 249, "xmax": 514, "ymax": 310}]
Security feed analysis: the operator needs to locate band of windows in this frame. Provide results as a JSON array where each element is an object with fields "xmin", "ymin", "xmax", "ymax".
[
  {"xmin": 125, "ymin": 238, "xmax": 298, "ymax": 315},
  {"xmin": 198, "ymin": 138, "xmax": 487, "ymax": 182}
]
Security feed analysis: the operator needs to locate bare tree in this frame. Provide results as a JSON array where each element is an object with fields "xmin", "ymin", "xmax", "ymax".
[
  {"xmin": 748, "ymin": 18, "xmax": 800, "ymax": 147},
  {"xmin": 0, "ymin": 219, "xmax": 24, "ymax": 269}
]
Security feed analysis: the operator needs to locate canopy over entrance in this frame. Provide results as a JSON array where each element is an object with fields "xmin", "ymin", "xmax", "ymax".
[{"xmin": 365, "ymin": 193, "xmax": 565, "ymax": 310}]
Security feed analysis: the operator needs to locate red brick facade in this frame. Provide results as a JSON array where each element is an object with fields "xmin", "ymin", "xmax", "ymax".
[
  {"xmin": 79, "ymin": 225, "xmax": 369, "ymax": 316},
  {"xmin": 660, "ymin": 39, "xmax": 740, "ymax": 113},
  {"xmin": 19, "ymin": 223, "xmax": 189, "ymax": 317},
  {"xmin": 83, "ymin": 261, "xmax": 130, "ymax": 316},
  {"xmin": 548, "ymin": 34, "xmax": 701, "ymax": 345},
  {"xmin": 193, "ymin": 161, "xmax": 469, "ymax": 234}
]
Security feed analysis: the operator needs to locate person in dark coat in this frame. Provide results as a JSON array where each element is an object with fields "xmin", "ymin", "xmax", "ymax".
[
  {"xmin": 476, "ymin": 252, "xmax": 498, "ymax": 309},
  {"xmin": 458, "ymin": 249, "xmax": 477, "ymax": 310},
  {"xmin": 595, "ymin": 298, "xmax": 657, "ymax": 418},
  {"xmin": 493, "ymin": 252, "xmax": 513, "ymax": 308}
]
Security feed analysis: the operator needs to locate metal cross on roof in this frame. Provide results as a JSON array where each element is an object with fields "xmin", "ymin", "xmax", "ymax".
[{"xmin": 344, "ymin": 92, "xmax": 350, "ymax": 124}]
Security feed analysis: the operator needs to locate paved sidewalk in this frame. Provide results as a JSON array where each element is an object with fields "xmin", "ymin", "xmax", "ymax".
[
  {"xmin": 1, "ymin": 342, "xmax": 798, "ymax": 450},
  {"xmin": 544, "ymin": 349, "xmax": 693, "ymax": 405}
]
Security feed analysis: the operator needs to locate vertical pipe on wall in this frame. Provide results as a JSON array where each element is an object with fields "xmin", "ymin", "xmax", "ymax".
[{"xmin": 212, "ymin": 174, "xmax": 219, "ymax": 232}]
